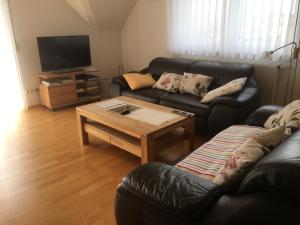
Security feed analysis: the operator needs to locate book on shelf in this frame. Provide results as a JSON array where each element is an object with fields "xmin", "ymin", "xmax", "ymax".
[
  {"xmin": 42, "ymin": 78, "xmax": 73, "ymax": 87},
  {"xmin": 86, "ymin": 86, "xmax": 98, "ymax": 91},
  {"xmin": 87, "ymin": 77, "xmax": 99, "ymax": 81},
  {"xmin": 42, "ymin": 80, "xmax": 61, "ymax": 87},
  {"xmin": 76, "ymin": 79, "xmax": 85, "ymax": 84},
  {"xmin": 76, "ymin": 88, "xmax": 85, "ymax": 93},
  {"xmin": 54, "ymin": 77, "xmax": 73, "ymax": 84}
]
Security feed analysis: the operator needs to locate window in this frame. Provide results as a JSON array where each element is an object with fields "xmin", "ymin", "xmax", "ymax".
[{"xmin": 168, "ymin": 0, "xmax": 299, "ymax": 61}]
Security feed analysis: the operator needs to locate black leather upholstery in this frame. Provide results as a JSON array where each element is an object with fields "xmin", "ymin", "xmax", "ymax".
[
  {"xmin": 239, "ymin": 130, "xmax": 300, "ymax": 201},
  {"xmin": 122, "ymin": 88, "xmax": 170, "ymax": 104},
  {"xmin": 160, "ymin": 94, "xmax": 211, "ymax": 118},
  {"xmin": 199, "ymin": 193, "xmax": 300, "ymax": 225},
  {"xmin": 109, "ymin": 57, "xmax": 259, "ymax": 135},
  {"xmin": 118, "ymin": 163, "xmax": 221, "ymax": 221},
  {"xmin": 246, "ymin": 105, "xmax": 282, "ymax": 127},
  {"xmin": 148, "ymin": 57, "xmax": 197, "ymax": 80},
  {"xmin": 115, "ymin": 106, "xmax": 300, "ymax": 225},
  {"xmin": 189, "ymin": 61, "xmax": 254, "ymax": 90}
]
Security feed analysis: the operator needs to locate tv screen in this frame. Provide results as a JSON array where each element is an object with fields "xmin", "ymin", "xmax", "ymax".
[{"xmin": 37, "ymin": 35, "xmax": 91, "ymax": 72}]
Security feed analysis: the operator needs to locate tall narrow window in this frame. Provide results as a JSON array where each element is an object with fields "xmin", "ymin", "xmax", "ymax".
[
  {"xmin": 169, "ymin": 0, "xmax": 299, "ymax": 61},
  {"xmin": 0, "ymin": 0, "xmax": 25, "ymax": 133}
]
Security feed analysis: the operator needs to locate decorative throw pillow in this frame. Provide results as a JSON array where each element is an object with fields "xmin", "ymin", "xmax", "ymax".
[
  {"xmin": 213, "ymin": 138, "xmax": 269, "ymax": 185},
  {"xmin": 179, "ymin": 72, "xmax": 213, "ymax": 97},
  {"xmin": 213, "ymin": 126, "xmax": 285, "ymax": 185},
  {"xmin": 253, "ymin": 126, "xmax": 285, "ymax": 149},
  {"xmin": 152, "ymin": 72, "xmax": 182, "ymax": 93},
  {"xmin": 264, "ymin": 100, "xmax": 300, "ymax": 132},
  {"xmin": 201, "ymin": 77, "xmax": 247, "ymax": 103},
  {"xmin": 123, "ymin": 73, "xmax": 156, "ymax": 90}
]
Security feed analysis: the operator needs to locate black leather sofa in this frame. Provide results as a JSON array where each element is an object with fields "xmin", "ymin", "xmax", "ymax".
[
  {"xmin": 109, "ymin": 57, "xmax": 260, "ymax": 136},
  {"xmin": 115, "ymin": 105, "xmax": 300, "ymax": 225}
]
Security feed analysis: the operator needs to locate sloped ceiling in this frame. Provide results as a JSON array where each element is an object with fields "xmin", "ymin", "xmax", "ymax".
[{"xmin": 65, "ymin": 0, "xmax": 137, "ymax": 30}]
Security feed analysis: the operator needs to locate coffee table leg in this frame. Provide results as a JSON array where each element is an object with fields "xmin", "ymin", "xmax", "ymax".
[
  {"xmin": 141, "ymin": 135, "xmax": 154, "ymax": 164},
  {"xmin": 77, "ymin": 113, "xmax": 89, "ymax": 145},
  {"xmin": 184, "ymin": 118, "xmax": 195, "ymax": 153}
]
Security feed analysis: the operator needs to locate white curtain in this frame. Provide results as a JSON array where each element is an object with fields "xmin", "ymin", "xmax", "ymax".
[
  {"xmin": 169, "ymin": 0, "xmax": 299, "ymax": 61},
  {"xmin": 0, "ymin": 0, "xmax": 25, "ymax": 113}
]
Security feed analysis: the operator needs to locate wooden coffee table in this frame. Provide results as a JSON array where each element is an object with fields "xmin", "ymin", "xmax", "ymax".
[{"xmin": 76, "ymin": 96, "xmax": 195, "ymax": 164}]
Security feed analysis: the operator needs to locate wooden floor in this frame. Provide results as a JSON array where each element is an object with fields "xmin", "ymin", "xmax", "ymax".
[{"xmin": 0, "ymin": 106, "xmax": 205, "ymax": 225}]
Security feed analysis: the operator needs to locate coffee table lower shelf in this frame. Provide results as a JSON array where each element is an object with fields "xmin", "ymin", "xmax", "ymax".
[
  {"xmin": 82, "ymin": 121, "xmax": 191, "ymax": 163},
  {"xmin": 85, "ymin": 121, "xmax": 142, "ymax": 157}
]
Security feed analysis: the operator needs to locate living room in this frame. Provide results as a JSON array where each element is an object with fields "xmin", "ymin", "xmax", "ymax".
[{"xmin": 1, "ymin": 0, "xmax": 300, "ymax": 224}]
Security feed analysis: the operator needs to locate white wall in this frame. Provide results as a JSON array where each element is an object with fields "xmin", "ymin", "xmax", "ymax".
[
  {"xmin": 121, "ymin": 0, "xmax": 170, "ymax": 71},
  {"xmin": 9, "ymin": 0, "xmax": 121, "ymax": 106}
]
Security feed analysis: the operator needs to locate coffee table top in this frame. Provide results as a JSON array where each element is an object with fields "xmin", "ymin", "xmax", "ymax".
[{"xmin": 76, "ymin": 96, "xmax": 194, "ymax": 137}]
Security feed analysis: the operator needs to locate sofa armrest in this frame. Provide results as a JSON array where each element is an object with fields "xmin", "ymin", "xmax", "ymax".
[
  {"xmin": 109, "ymin": 76, "xmax": 129, "ymax": 97},
  {"xmin": 210, "ymin": 79, "xmax": 259, "ymax": 108},
  {"xmin": 111, "ymin": 76, "xmax": 129, "ymax": 88},
  {"xmin": 116, "ymin": 163, "xmax": 221, "ymax": 222},
  {"xmin": 206, "ymin": 79, "xmax": 260, "ymax": 136},
  {"xmin": 245, "ymin": 105, "xmax": 282, "ymax": 127}
]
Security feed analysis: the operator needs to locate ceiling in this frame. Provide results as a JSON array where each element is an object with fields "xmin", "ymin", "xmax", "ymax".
[{"xmin": 65, "ymin": 0, "xmax": 137, "ymax": 30}]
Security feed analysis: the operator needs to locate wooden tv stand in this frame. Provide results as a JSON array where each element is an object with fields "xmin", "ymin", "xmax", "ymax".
[{"xmin": 39, "ymin": 70, "xmax": 101, "ymax": 110}]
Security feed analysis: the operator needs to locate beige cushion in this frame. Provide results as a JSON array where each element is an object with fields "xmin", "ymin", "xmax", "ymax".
[
  {"xmin": 153, "ymin": 72, "xmax": 182, "ymax": 93},
  {"xmin": 179, "ymin": 72, "xmax": 213, "ymax": 97},
  {"xmin": 264, "ymin": 100, "xmax": 300, "ymax": 131},
  {"xmin": 253, "ymin": 126, "xmax": 285, "ymax": 149},
  {"xmin": 201, "ymin": 77, "xmax": 247, "ymax": 103},
  {"xmin": 123, "ymin": 73, "xmax": 156, "ymax": 90},
  {"xmin": 213, "ymin": 126, "xmax": 285, "ymax": 185},
  {"xmin": 213, "ymin": 138, "xmax": 269, "ymax": 185}
]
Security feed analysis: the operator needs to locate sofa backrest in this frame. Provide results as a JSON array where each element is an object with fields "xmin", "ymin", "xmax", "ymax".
[
  {"xmin": 188, "ymin": 61, "xmax": 254, "ymax": 90},
  {"xmin": 148, "ymin": 57, "xmax": 196, "ymax": 80},
  {"xmin": 238, "ymin": 130, "xmax": 300, "ymax": 202},
  {"xmin": 148, "ymin": 57, "xmax": 254, "ymax": 89}
]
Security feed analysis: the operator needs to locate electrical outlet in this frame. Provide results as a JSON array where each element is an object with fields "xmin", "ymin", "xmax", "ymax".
[{"xmin": 25, "ymin": 89, "xmax": 39, "ymax": 95}]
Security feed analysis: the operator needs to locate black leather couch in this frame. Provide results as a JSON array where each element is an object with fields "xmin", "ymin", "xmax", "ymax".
[
  {"xmin": 115, "ymin": 105, "xmax": 300, "ymax": 225},
  {"xmin": 110, "ymin": 57, "xmax": 260, "ymax": 136}
]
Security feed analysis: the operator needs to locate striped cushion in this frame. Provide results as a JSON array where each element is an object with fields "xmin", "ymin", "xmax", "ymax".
[{"xmin": 176, "ymin": 125, "xmax": 265, "ymax": 181}]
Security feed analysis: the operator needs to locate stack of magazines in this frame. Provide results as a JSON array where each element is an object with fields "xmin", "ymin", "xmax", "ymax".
[{"xmin": 42, "ymin": 78, "xmax": 73, "ymax": 87}]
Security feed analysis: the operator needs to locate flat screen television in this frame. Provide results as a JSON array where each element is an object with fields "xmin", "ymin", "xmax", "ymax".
[{"xmin": 37, "ymin": 35, "xmax": 91, "ymax": 72}]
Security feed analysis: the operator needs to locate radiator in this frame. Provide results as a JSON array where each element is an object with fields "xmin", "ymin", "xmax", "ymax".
[{"xmin": 253, "ymin": 65, "xmax": 280, "ymax": 105}]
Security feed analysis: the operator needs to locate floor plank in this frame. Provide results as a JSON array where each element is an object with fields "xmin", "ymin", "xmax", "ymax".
[{"xmin": 0, "ymin": 106, "xmax": 205, "ymax": 225}]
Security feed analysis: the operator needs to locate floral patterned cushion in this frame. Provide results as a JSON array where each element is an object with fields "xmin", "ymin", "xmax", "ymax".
[
  {"xmin": 179, "ymin": 72, "xmax": 213, "ymax": 97},
  {"xmin": 201, "ymin": 77, "xmax": 247, "ymax": 103},
  {"xmin": 264, "ymin": 100, "xmax": 300, "ymax": 132},
  {"xmin": 213, "ymin": 126, "xmax": 285, "ymax": 185},
  {"xmin": 213, "ymin": 138, "xmax": 268, "ymax": 185},
  {"xmin": 152, "ymin": 72, "xmax": 182, "ymax": 93}
]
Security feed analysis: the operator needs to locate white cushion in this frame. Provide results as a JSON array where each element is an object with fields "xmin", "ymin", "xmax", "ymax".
[
  {"xmin": 201, "ymin": 77, "xmax": 247, "ymax": 103},
  {"xmin": 179, "ymin": 72, "xmax": 213, "ymax": 97},
  {"xmin": 264, "ymin": 100, "xmax": 300, "ymax": 131},
  {"xmin": 152, "ymin": 72, "xmax": 182, "ymax": 93}
]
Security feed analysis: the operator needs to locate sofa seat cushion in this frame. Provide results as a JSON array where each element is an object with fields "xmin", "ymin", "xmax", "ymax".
[
  {"xmin": 121, "ymin": 88, "xmax": 170, "ymax": 103},
  {"xmin": 176, "ymin": 125, "xmax": 265, "ymax": 181},
  {"xmin": 159, "ymin": 94, "xmax": 210, "ymax": 118}
]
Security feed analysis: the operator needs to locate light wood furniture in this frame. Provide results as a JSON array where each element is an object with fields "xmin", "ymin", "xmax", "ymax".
[
  {"xmin": 76, "ymin": 96, "xmax": 195, "ymax": 164},
  {"xmin": 39, "ymin": 70, "xmax": 101, "ymax": 110}
]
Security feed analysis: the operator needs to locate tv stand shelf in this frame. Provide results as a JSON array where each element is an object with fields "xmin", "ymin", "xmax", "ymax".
[{"xmin": 39, "ymin": 70, "xmax": 101, "ymax": 110}]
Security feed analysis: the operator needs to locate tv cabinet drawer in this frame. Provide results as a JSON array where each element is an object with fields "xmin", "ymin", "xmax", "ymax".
[
  {"xmin": 48, "ymin": 85, "xmax": 75, "ymax": 97},
  {"xmin": 50, "ymin": 95, "xmax": 76, "ymax": 107}
]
